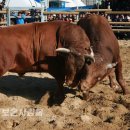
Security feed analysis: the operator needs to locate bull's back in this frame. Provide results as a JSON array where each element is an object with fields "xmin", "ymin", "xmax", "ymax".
[
  {"xmin": 0, "ymin": 24, "xmax": 34, "ymax": 49},
  {"xmin": 78, "ymin": 14, "xmax": 120, "ymax": 61},
  {"xmin": 0, "ymin": 24, "xmax": 36, "ymax": 73},
  {"xmin": 31, "ymin": 21, "xmax": 69, "ymax": 59}
]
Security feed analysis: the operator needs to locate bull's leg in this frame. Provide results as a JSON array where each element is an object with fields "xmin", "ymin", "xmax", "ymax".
[
  {"xmin": 109, "ymin": 73, "xmax": 115, "ymax": 88},
  {"xmin": 0, "ymin": 69, "xmax": 6, "ymax": 77},
  {"xmin": 18, "ymin": 73, "xmax": 25, "ymax": 77},
  {"xmin": 0, "ymin": 63, "xmax": 10, "ymax": 77},
  {"xmin": 115, "ymin": 57, "xmax": 130, "ymax": 94},
  {"xmin": 108, "ymin": 72, "xmax": 121, "ymax": 93},
  {"xmin": 55, "ymin": 78, "xmax": 65, "ymax": 99},
  {"xmin": 47, "ymin": 77, "xmax": 65, "ymax": 106},
  {"xmin": 51, "ymin": 69, "xmax": 65, "ymax": 99},
  {"xmin": 108, "ymin": 69, "xmax": 118, "ymax": 88},
  {"xmin": 48, "ymin": 74, "xmax": 65, "ymax": 106}
]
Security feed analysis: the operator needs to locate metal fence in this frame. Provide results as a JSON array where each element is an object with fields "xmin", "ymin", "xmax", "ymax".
[{"xmin": 0, "ymin": 9, "xmax": 130, "ymax": 34}]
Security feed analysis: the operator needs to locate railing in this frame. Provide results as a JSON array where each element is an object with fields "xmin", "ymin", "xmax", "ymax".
[
  {"xmin": 0, "ymin": 9, "xmax": 130, "ymax": 34},
  {"xmin": 105, "ymin": 11, "xmax": 130, "ymax": 32},
  {"xmin": 105, "ymin": 11, "xmax": 130, "ymax": 15},
  {"xmin": 76, "ymin": 9, "xmax": 112, "ymax": 13},
  {"xmin": 43, "ymin": 12, "xmax": 79, "ymax": 15},
  {"xmin": 0, "ymin": 9, "xmax": 7, "ymax": 26}
]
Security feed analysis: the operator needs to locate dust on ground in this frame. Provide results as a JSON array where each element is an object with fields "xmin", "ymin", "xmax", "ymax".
[{"xmin": 0, "ymin": 40, "xmax": 130, "ymax": 130}]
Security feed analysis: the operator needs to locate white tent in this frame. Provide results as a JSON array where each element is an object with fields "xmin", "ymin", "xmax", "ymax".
[
  {"xmin": 65, "ymin": 0, "xmax": 85, "ymax": 7},
  {"xmin": 49, "ymin": 0, "xmax": 73, "ymax": 3},
  {"xmin": 65, "ymin": 1, "xmax": 76, "ymax": 7},
  {"xmin": 73, "ymin": 0, "xmax": 85, "ymax": 7},
  {"xmin": 2, "ymin": 0, "xmax": 42, "ymax": 26},
  {"xmin": 4, "ymin": 0, "xmax": 41, "ymax": 8}
]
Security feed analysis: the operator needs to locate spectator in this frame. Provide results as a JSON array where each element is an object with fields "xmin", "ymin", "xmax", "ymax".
[
  {"xmin": 0, "ymin": 0, "xmax": 5, "ymax": 10},
  {"xmin": 123, "ymin": 15, "xmax": 128, "ymax": 22},
  {"xmin": 14, "ymin": 12, "xmax": 26, "ymax": 24},
  {"xmin": 127, "ymin": 15, "xmax": 130, "ymax": 22}
]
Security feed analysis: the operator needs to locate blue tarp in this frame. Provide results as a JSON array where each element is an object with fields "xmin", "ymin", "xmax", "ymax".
[
  {"xmin": 35, "ymin": 0, "xmax": 93, "ymax": 12},
  {"xmin": 35, "ymin": 0, "xmax": 41, "ymax": 2},
  {"xmin": 47, "ymin": 5, "xmax": 93, "ymax": 12}
]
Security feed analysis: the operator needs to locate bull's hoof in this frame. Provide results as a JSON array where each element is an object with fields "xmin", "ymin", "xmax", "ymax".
[
  {"xmin": 113, "ymin": 87, "xmax": 123, "ymax": 94},
  {"xmin": 48, "ymin": 93, "xmax": 65, "ymax": 106},
  {"xmin": 18, "ymin": 73, "xmax": 25, "ymax": 77},
  {"xmin": 82, "ymin": 91, "xmax": 89, "ymax": 100},
  {"xmin": 124, "ymin": 89, "xmax": 130, "ymax": 95}
]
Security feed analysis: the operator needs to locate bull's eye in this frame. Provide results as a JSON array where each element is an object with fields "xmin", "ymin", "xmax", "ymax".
[
  {"xmin": 85, "ymin": 48, "xmax": 90, "ymax": 52},
  {"xmin": 85, "ymin": 48, "xmax": 89, "ymax": 50}
]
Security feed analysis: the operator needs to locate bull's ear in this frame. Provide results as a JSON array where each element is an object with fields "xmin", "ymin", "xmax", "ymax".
[
  {"xmin": 56, "ymin": 48, "xmax": 70, "ymax": 53},
  {"xmin": 106, "ymin": 62, "xmax": 118, "ymax": 69}
]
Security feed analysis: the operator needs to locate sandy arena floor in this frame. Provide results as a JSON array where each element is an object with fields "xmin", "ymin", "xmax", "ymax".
[{"xmin": 0, "ymin": 40, "xmax": 130, "ymax": 130}]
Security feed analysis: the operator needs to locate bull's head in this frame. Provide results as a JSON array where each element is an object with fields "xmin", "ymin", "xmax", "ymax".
[
  {"xmin": 55, "ymin": 23, "xmax": 95, "ymax": 87},
  {"xmin": 78, "ymin": 61, "xmax": 118, "ymax": 99},
  {"xmin": 56, "ymin": 47, "xmax": 95, "ymax": 86}
]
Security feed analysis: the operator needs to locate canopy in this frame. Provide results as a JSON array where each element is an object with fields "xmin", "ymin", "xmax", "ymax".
[
  {"xmin": 35, "ymin": 0, "xmax": 85, "ymax": 7},
  {"xmin": 4, "ymin": 0, "xmax": 41, "ymax": 8},
  {"xmin": 65, "ymin": 1, "xmax": 76, "ymax": 7},
  {"xmin": 73, "ymin": 0, "xmax": 85, "ymax": 7},
  {"xmin": 65, "ymin": 0, "xmax": 85, "ymax": 7}
]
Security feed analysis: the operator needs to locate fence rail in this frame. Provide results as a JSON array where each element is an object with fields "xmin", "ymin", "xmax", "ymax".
[
  {"xmin": 43, "ymin": 11, "xmax": 79, "ymax": 15},
  {"xmin": 109, "ymin": 22, "xmax": 130, "ymax": 25},
  {"xmin": 112, "ymin": 29, "xmax": 130, "ymax": 32},
  {"xmin": 76, "ymin": 9, "xmax": 112, "ymax": 12},
  {"xmin": 0, "ymin": 9, "xmax": 130, "ymax": 33},
  {"xmin": 0, "ymin": 9, "xmax": 7, "ymax": 12},
  {"xmin": 0, "ymin": 21, "xmax": 7, "ymax": 25},
  {"xmin": 106, "ymin": 11, "xmax": 130, "ymax": 14},
  {"xmin": 107, "ymin": 12, "xmax": 130, "ymax": 32}
]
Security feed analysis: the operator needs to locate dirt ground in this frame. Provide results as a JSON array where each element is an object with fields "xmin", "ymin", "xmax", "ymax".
[{"xmin": 0, "ymin": 40, "xmax": 130, "ymax": 130}]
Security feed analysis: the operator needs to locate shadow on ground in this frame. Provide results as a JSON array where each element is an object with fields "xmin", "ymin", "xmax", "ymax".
[{"xmin": 0, "ymin": 75, "xmax": 76, "ymax": 105}]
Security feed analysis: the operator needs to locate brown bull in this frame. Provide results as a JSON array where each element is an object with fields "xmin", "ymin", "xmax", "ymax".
[
  {"xmin": 0, "ymin": 21, "xmax": 94, "ymax": 99},
  {"xmin": 77, "ymin": 14, "xmax": 130, "ymax": 97}
]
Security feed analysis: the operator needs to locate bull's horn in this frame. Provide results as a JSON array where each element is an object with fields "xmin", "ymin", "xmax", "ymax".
[
  {"xmin": 106, "ymin": 62, "xmax": 118, "ymax": 69},
  {"xmin": 90, "ymin": 47, "xmax": 94, "ymax": 57},
  {"xmin": 56, "ymin": 48, "xmax": 70, "ymax": 53},
  {"xmin": 84, "ymin": 47, "xmax": 95, "ymax": 63}
]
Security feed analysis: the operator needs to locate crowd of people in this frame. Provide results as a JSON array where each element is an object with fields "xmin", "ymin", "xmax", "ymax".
[
  {"xmin": 79, "ymin": 12, "xmax": 130, "ymax": 22},
  {"xmin": 8, "ymin": 11, "xmax": 130, "ymax": 25},
  {"xmin": 0, "ymin": 10, "xmax": 129, "ymax": 39},
  {"xmin": 0, "ymin": 0, "xmax": 6, "ymax": 22},
  {"xmin": 47, "ymin": 14, "xmax": 77, "ymax": 22},
  {"xmin": 10, "ymin": 10, "xmax": 41, "ymax": 25},
  {"xmin": 0, "ymin": 0, "xmax": 130, "ymax": 39}
]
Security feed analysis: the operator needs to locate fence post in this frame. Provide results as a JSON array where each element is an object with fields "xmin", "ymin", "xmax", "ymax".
[
  {"xmin": 108, "ymin": 2, "xmax": 111, "ymax": 9},
  {"xmin": 7, "ymin": 7, "xmax": 10, "ymax": 26},
  {"xmin": 41, "ymin": 0, "xmax": 45, "ymax": 22}
]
